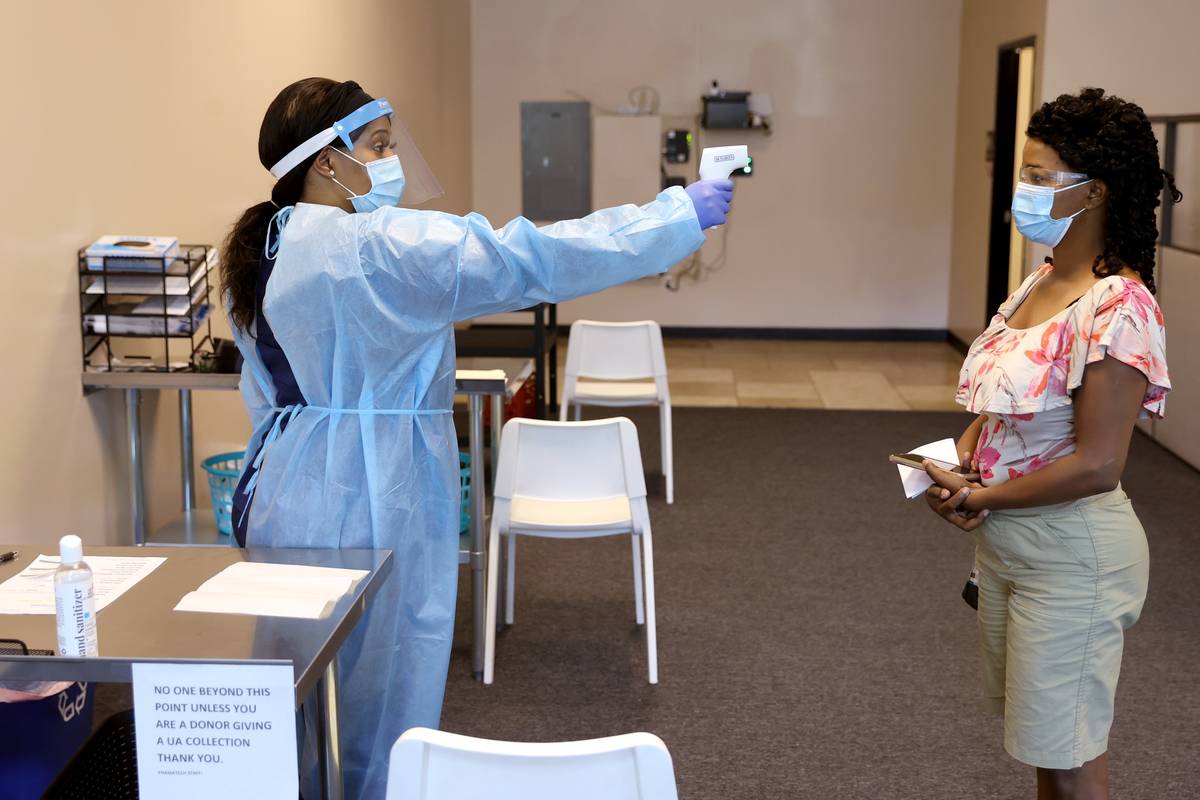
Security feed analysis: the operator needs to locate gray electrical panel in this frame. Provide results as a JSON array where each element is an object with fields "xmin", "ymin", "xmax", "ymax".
[{"xmin": 521, "ymin": 101, "xmax": 591, "ymax": 221}]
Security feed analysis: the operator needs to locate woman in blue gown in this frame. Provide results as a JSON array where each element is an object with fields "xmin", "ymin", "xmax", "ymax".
[{"xmin": 221, "ymin": 77, "xmax": 732, "ymax": 798}]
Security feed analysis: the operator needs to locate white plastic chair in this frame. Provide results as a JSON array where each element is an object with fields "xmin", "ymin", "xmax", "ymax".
[
  {"xmin": 484, "ymin": 417, "xmax": 658, "ymax": 684},
  {"xmin": 560, "ymin": 320, "xmax": 674, "ymax": 503},
  {"xmin": 386, "ymin": 728, "xmax": 679, "ymax": 800}
]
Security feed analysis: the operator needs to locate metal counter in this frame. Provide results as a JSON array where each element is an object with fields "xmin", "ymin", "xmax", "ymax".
[{"xmin": 0, "ymin": 545, "xmax": 391, "ymax": 800}]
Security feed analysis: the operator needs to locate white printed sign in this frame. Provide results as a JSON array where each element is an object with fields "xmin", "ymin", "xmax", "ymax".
[{"xmin": 132, "ymin": 662, "xmax": 298, "ymax": 800}]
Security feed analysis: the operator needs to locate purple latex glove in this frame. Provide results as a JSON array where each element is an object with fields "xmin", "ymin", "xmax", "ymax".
[{"xmin": 684, "ymin": 179, "xmax": 735, "ymax": 230}]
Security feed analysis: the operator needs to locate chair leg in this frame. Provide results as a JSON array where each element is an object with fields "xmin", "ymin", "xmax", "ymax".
[
  {"xmin": 558, "ymin": 393, "xmax": 569, "ymax": 422},
  {"xmin": 483, "ymin": 522, "xmax": 502, "ymax": 684},
  {"xmin": 574, "ymin": 402, "xmax": 582, "ymax": 421},
  {"xmin": 631, "ymin": 533, "xmax": 645, "ymax": 625},
  {"xmin": 505, "ymin": 533, "xmax": 517, "ymax": 625},
  {"xmin": 641, "ymin": 529, "xmax": 658, "ymax": 684},
  {"xmin": 661, "ymin": 401, "xmax": 674, "ymax": 504}
]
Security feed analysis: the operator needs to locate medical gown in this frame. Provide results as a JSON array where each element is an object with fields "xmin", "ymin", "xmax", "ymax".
[{"xmin": 229, "ymin": 187, "xmax": 704, "ymax": 798}]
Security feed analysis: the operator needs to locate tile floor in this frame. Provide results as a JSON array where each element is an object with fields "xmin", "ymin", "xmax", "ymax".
[{"xmin": 557, "ymin": 338, "xmax": 966, "ymax": 411}]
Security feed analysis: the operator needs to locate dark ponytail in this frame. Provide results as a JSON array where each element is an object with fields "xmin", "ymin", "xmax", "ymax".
[{"xmin": 223, "ymin": 78, "xmax": 375, "ymax": 331}]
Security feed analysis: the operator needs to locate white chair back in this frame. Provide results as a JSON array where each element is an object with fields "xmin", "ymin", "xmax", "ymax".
[
  {"xmin": 386, "ymin": 728, "xmax": 679, "ymax": 800},
  {"xmin": 565, "ymin": 320, "xmax": 667, "ymax": 381},
  {"xmin": 494, "ymin": 417, "xmax": 647, "ymax": 503}
]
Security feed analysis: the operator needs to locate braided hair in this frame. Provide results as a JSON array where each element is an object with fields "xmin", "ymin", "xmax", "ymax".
[{"xmin": 1026, "ymin": 87, "xmax": 1182, "ymax": 294}]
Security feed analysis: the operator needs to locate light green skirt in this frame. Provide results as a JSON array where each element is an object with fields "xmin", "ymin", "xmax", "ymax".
[{"xmin": 972, "ymin": 486, "xmax": 1149, "ymax": 769}]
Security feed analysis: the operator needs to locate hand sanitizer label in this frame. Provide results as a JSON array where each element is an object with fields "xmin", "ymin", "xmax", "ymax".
[{"xmin": 55, "ymin": 581, "xmax": 98, "ymax": 657}]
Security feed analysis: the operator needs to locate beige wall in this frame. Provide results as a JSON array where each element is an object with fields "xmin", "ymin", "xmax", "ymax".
[
  {"xmin": 0, "ymin": 0, "xmax": 471, "ymax": 547},
  {"xmin": 470, "ymin": 0, "xmax": 962, "ymax": 330},
  {"xmin": 1042, "ymin": 0, "xmax": 1200, "ymax": 112},
  {"xmin": 1041, "ymin": 0, "xmax": 1200, "ymax": 468},
  {"xmin": 1153, "ymin": 248, "xmax": 1200, "ymax": 468},
  {"xmin": 946, "ymin": 0, "xmax": 1047, "ymax": 345}
]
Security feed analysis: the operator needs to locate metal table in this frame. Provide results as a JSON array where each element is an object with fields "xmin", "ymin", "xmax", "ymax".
[
  {"xmin": 83, "ymin": 358, "xmax": 534, "ymax": 680},
  {"xmin": 453, "ymin": 358, "xmax": 534, "ymax": 680},
  {"xmin": 0, "ymin": 545, "xmax": 391, "ymax": 800},
  {"xmin": 82, "ymin": 371, "xmax": 242, "ymax": 546}
]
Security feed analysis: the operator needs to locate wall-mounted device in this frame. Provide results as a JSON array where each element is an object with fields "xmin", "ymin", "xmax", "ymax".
[
  {"xmin": 747, "ymin": 93, "xmax": 774, "ymax": 134},
  {"xmin": 698, "ymin": 145, "xmax": 751, "ymax": 181},
  {"xmin": 663, "ymin": 129, "xmax": 692, "ymax": 163},
  {"xmin": 701, "ymin": 81, "xmax": 773, "ymax": 132},
  {"xmin": 702, "ymin": 90, "xmax": 751, "ymax": 129}
]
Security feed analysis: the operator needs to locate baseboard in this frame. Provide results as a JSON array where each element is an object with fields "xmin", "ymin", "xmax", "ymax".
[
  {"xmin": 1133, "ymin": 427, "xmax": 1200, "ymax": 475},
  {"xmin": 466, "ymin": 323, "xmax": 955, "ymax": 343},
  {"xmin": 947, "ymin": 332, "xmax": 971, "ymax": 355},
  {"xmin": 655, "ymin": 326, "xmax": 951, "ymax": 342}
]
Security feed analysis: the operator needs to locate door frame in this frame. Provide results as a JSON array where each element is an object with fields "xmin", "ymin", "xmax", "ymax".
[{"xmin": 986, "ymin": 36, "xmax": 1037, "ymax": 320}]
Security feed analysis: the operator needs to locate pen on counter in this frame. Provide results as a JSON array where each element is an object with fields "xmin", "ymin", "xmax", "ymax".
[{"xmin": 0, "ymin": 551, "xmax": 19, "ymax": 564}]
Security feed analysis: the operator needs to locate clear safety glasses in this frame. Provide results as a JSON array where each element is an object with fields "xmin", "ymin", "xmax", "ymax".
[
  {"xmin": 269, "ymin": 98, "xmax": 443, "ymax": 206},
  {"xmin": 1018, "ymin": 166, "xmax": 1090, "ymax": 189}
]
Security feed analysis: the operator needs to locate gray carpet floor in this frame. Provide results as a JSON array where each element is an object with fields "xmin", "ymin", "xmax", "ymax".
[
  {"xmin": 91, "ymin": 407, "xmax": 1199, "ymax": 798},
  {"xmin": 442, "ymin": 407, "xmax": 1200, "ymax": 800}
]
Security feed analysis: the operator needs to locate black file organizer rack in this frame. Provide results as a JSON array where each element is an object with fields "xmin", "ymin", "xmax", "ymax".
[{"xmin": 79, "ymin": 244, "xmax": 217, "ymax": 373}]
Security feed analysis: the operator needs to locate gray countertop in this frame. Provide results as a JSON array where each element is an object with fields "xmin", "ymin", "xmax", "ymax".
[
  {"xmin": 82, "ymin": 371, "xmax": 241, "ymax": 391},
  {"xmin": 82, "ymin": 357, "xmax": 533, "ymax": 396},
  {"xmin": 0, "ymin": 546, "xmax": 391, "ymax": 704}
]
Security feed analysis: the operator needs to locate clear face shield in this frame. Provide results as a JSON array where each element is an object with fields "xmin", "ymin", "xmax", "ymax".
[
  {"xmin": 269, "ymin": 98, "xmax": 443, "ymax": 207},
  {"xmin": 380, "ymin": 115, "xmax": 443, "ymax": 206}
]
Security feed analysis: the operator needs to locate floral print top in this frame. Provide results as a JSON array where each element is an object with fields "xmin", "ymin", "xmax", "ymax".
[{"xmin": 956, "ymin": 264, "xmax": 1170, "ymax": 486}]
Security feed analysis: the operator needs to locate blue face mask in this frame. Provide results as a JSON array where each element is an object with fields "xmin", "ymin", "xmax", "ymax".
[
  {"xmin": 330, "ymin": 150, "xmax": 407, "ymax": 212},
  {"xmin": 1011, "ymin": 180, "xmax": 1093, "ymax": 247}
]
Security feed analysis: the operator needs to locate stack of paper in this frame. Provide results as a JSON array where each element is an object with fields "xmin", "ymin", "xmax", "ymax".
[
  {"xmin": 174, "ymin": 562, "xmax": 369, "ymax": 620},
  {"xmin": 455, "ymin": 369, "xmax": 506, "ymax": 381},
  {"xmin": 131, "ymin": 282, "xmax": 209, "ymax": 315},
  {"xmin": 84, "ymin": 257, "xmax": 209, "ymax": 295},
  {"xmin": 85, "ymin": 235, "xmax": 180, "ymax": 270},
  {"xmin": 82, "ymin": 304, "xmax": 211, "ymax": 335},
  {"xmin": 0, "ymin": 555, "xmax": 166, "ymax": 615},
  {"xmin": 895, "ymin": 437, "xmax": 960, "ymax": 499}
]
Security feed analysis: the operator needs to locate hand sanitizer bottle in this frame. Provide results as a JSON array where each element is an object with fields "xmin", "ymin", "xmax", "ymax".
[{"xmin": 55, "ymin": 535, "xmax": 99, "ymax": 657}]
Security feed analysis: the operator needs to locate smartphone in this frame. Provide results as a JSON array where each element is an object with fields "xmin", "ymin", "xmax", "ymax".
[{"xmin": 889, "ymin": 453, "xmax": 964, "ymax": 472}]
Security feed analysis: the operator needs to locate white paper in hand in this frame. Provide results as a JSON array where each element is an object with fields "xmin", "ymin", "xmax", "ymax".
[{"xmin": 896, "ymin": 438, "xmax": 960, "ymax": 499}]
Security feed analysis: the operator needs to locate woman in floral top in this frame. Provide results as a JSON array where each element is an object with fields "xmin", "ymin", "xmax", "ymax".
[{"xmin": 925, "ymin": 89, "xmax": 1181, "ymax": 799}]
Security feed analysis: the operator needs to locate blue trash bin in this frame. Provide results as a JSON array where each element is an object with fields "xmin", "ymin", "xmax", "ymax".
[{"xmin": 0, "ymin": 682, "xmax": 94, "ymax": 799}]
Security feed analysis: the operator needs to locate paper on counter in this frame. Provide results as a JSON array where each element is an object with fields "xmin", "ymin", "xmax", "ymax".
[
  {"xmin": 173, "ymin": 561, "xmax": 368, "ymax": 620},
  {"xmin": 214, "ymin": 560, "xmax": 367, "ymax": 586},
  {"xmin": 896, "ymin": 437, "xmax": 961, "ymax": 499},
  {"xmin": 0, "ymin": 555, "xmax": 166, "ymax": 615},
  {"xmin": 455, "ymin": 369, "xmax": 506, "ymax": 381},
  {"xmin": 174, "ymin": 590, "xmax": 335, "ymax": 620},
  {"xmin": 197, "ymin": 573, "xmax": 357, "ymax": 599}
]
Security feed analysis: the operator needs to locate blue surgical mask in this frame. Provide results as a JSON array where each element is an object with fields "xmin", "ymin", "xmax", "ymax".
[
  {"xmin": 1011, "ymin": 180, "xmax": 1093, "ymax": 247},
  {"xmin": 330, "ymin": 150, "xmax": 407, "ymax": 212}
]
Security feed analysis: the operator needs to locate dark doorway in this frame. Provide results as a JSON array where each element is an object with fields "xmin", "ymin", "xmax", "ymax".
[{"xmin": 986, "ymin": 38, "xmax": 1036, "ymax": 320}]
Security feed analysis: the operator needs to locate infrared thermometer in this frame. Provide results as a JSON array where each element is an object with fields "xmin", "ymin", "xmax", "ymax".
[{"xmin": 698, "ymin": 145, "xmax": 750, "ymax": 180}]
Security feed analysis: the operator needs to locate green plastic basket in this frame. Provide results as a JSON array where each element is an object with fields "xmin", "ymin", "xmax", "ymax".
[
  {"xmin": 201, "ymin": 452, "xmax": 244, "ymax": 536},
  {"xmin": 458, "ymin": 452, "xmax": 471, "ymax": 534}
]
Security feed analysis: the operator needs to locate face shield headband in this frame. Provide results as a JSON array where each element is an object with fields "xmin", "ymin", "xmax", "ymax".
[
  {"xmin": 268, "ymin": 99, "xmax": 394, "ymax": 179},
  {"xmin": 267, "ymin": 97, "xmax": 443, "ymax": 206}
]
